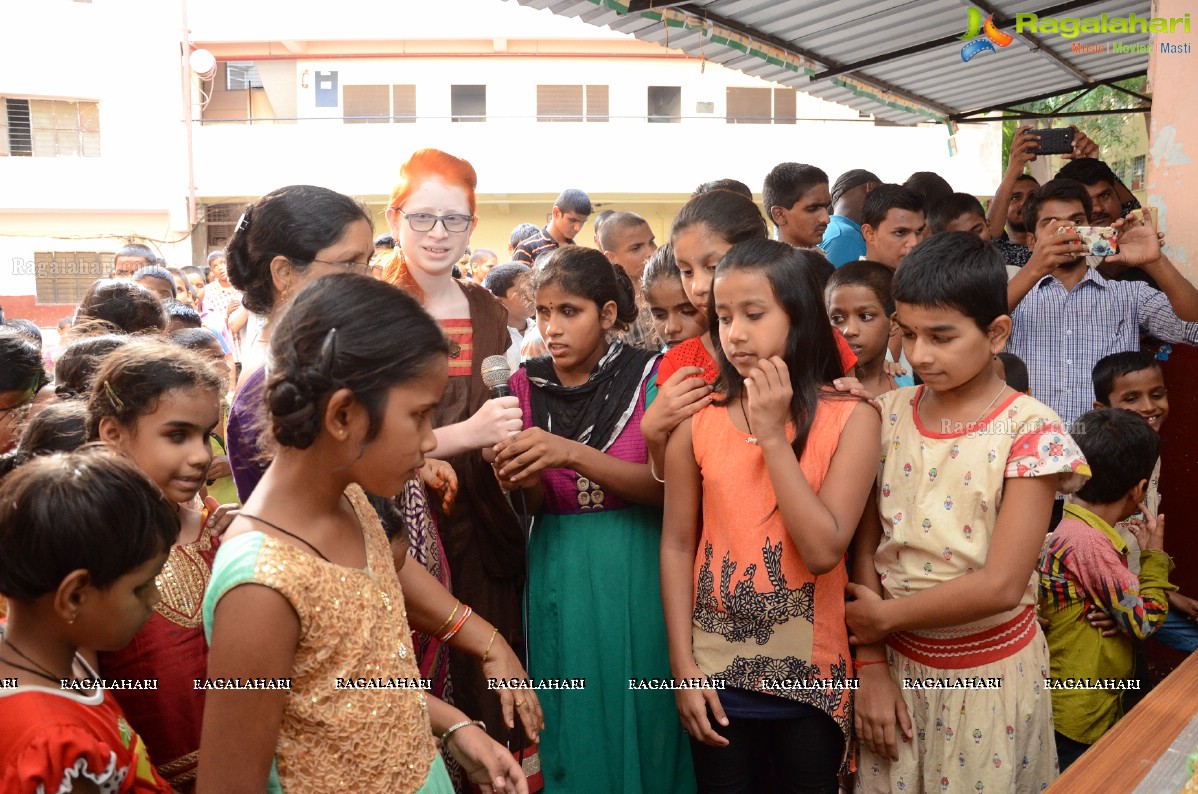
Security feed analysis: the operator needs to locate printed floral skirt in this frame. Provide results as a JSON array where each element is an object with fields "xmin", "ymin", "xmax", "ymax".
[{"xmin": 856, "ymin": 613, "xmax": 1058, "ymax": 794}]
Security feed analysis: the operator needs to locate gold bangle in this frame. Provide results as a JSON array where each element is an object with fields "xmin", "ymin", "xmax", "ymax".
[
  {"xmin": 434, "ymin": 601, "xmax": 460, "ymax": 638},
  {"xmin": 481, "ymin": 627, "xmax": 499, "ymax": 664}
]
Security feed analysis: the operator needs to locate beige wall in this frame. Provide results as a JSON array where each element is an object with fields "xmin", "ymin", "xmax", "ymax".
[
  {"xmin": 1147, "ymin": 0, "xmax": 1196, "ymax": 282},
  {"xmin": 1147, "ymin": 0, "xmax": 1198, "ymax": 603},
  {"xmin": 464, "ymin": 199, "xmax": 688, "ymax": 261}
]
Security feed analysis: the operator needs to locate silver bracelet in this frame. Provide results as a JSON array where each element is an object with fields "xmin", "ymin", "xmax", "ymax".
[
  {"xmin": 649, "ymin": 460, "xmax": 665, "ymax": 484},
  {"xmin": 440, "ymin": 719, "xmax": 486, "ymax": 746}
]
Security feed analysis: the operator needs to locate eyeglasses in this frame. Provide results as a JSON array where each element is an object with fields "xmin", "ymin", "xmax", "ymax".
[
  {"xmin": 399, "ymin": 211, "xmax": 474, "ymax": 234},
  {"xmin": 310, "ymin": 259, "xmax": 384, "ymax": 279}
]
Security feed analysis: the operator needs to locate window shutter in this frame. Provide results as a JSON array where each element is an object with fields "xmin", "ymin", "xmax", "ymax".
[
  {"xmin": 392, "ymin": 85, "xmax": 416, "ymax": 122},
  {"xmin": 773, "ymin": 88, "xmax": 797, "ymax": 124},
  {"xmin": 586, "ymin": 85, "xmax": 609, "ymax": 121},
  {"xmin": 343, "ymin": 85, "xmax": 390, "ymax": 124},
  {"xmin": 726, "ymin": 87, "xmax": 771, "ymax": 124},
  {"xmin": 34, "ymin": 251, "xmax": 112, "ymax": 304},
  {"xmin": 537, "ymin": 85, "xmax": 583, "ymax": 122}
]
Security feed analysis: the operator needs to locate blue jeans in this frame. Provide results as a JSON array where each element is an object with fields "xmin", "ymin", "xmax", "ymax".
[{"xmin": 1154, "ymin": 608, "xmax": 1198, "ymax": 653}]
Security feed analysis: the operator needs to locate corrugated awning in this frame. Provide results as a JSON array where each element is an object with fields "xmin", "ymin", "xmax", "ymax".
[{"xmin": 513, "ymin": 0, "xmax": 1154, "ymax": 124}]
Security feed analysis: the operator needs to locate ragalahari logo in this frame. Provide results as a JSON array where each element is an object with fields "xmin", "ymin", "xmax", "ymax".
[{"xmin": 960, "ymin": 7, "xmax": 1014, "ymax": 62}]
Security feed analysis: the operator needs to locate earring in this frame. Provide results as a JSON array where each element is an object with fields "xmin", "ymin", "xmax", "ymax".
[{"xmin": 69, "ymin": 612, "xmax": 77, "ymax": 624}]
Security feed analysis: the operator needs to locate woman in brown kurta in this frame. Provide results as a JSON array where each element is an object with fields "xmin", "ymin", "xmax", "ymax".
[{"xmin": 381, "ymin": 149, "xmax": 537, "ymax": 769}]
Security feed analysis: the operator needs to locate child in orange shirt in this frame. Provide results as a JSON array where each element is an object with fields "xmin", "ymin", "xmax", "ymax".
[{"xmin": 0, "ymin": 451, "xmax": 176, "ymax": 792}]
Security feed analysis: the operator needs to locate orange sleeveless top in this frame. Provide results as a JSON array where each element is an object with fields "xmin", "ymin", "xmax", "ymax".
[{"xmin": 690, "ymin": 395, "xmax": 857, "ymax": 765}]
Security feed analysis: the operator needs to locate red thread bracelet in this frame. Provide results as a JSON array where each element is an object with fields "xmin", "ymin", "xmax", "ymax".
[{"xmin": 854, "ymin": 659, "xmax": 888, "ymax": 670}]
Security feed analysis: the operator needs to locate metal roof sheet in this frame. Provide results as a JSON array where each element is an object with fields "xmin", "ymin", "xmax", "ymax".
[{"xmin": 514, "ymin": 0, "xmax": 1154, "ymax": 124}]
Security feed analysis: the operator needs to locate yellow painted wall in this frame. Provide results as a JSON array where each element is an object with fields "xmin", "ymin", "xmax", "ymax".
[{"xmin": 365, "ymin": 198, "xmax": 702, "ymax": 261}]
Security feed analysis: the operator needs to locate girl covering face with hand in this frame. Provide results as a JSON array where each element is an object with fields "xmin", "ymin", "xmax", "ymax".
[
  {"xmin": 660, "ymin": 239, "xmax": 878, "ymax": 792},
  {"xmin": 643, "ymin": 190, "xmax": 861, "ymax": 485},
  {"xmin": 640, "ymin": 190, "xmax": 770, "ymax": 488}
]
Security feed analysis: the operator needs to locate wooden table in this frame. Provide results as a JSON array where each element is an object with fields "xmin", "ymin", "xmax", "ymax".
[{"xmin": 1051, "ymin": 650, "xmax": 1198, "ymax": 791}]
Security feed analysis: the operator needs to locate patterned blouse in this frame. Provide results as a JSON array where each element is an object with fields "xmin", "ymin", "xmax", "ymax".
[
  {"xmin": 874, "ymin": 387, "xmax": 1089, "ymax": 633},
  {"xmin": 203, "ymin": 485, "xmax": 436, "ymax": 793}
]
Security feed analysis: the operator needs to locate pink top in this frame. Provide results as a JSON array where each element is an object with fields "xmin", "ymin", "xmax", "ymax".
[{"xmin": 510, "ymin": 366, "xmax": 656, "ymax": 515}]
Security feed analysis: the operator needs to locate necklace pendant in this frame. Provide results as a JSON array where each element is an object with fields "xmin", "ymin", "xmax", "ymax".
[{"xmin": 745, "ymin": 436, "xmax": 759, "ymax": 446}]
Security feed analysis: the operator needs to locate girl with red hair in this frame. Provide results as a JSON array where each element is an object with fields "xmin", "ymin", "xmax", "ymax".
[{"xmin": 383, "ymin": 150, "xmax": 539, "ymax": 774}]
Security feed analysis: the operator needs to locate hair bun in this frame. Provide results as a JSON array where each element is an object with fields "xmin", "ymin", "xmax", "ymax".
[
  {"xmin": 609, "ymin": 264, "xmax": 640, "ymax": 327},
  {"xmin": 266, "ymin": 365, "xmax": 333, "ymax": 449}
]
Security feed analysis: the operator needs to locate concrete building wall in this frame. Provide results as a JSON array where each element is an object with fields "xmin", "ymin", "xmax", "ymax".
[
  {"xmin": 1, "ymin": 0, "xmax": 1000, "ymax": 320},
  {"xmin": 1145, "ymin": 0, "xmax": 1198, "ymax": 618}
]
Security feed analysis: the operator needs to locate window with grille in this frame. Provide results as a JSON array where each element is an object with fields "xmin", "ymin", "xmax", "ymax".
[
  {"xmin": 725, "ymin": 87, "xmax": 797, "ymax": 124},
  {"xmin": 33, "ymin": 251, "xmax": 113, "ymax": 304},
  {"xmin": 1131, "ymin": 155, "xmax": 1146, "ymax": 191},
  {"xmin": 203, "ymin": 203, "xmax": 243, "ymax": 252},
  {"xmin": 537, "ymin": 85, "xmax": 609, "ymax": 122},
  {"xmin": 226, "ymin": 62, "xmax": 264, "ymax": 91},
  {"xmin": 342, "ymin": 84, "xmax": 417, "ymax": 124},
  {"xmin": 1, "ymin": 98, "xmax": 100, "ymax": 157},
  {"xmin": 451, "ymin": 85, "xmax": 486, "ymax": 122}
]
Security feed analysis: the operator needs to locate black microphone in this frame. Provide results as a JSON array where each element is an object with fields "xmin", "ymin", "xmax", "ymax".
[{"xmin": 480, "ymin": 355, "xmax": 513, "ymax": 399}]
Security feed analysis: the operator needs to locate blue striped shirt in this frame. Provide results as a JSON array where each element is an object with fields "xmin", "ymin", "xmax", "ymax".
[{"xmin": 1007, "ymin": 267, "xmax": 1198, "ymax": 426}]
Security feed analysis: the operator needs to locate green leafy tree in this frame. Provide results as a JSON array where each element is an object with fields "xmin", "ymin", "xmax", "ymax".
[{"xmin": 1000, "ymin": 76, "xmax": 1149, "ymax": 169}]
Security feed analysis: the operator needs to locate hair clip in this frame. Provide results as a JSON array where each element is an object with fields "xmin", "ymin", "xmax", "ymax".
[
  {"xmin": 103, "ymin": 380, "xmax": 125, "ymax": 412},
  {"xmin": 235, "ymin": 205, "xmax": 253, "ymax": 234},
  {"xmin": 318, "ymin": 327, "xmax": 338, "ymax": 376}
]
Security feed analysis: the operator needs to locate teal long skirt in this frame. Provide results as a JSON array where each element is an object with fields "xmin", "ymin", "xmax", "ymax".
[{"xmin": 528, "ymin": 505, "xmax": 695, "ymax": 793}]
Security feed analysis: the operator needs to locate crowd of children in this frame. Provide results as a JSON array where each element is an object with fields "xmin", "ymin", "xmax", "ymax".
[{"xmin": 0, "ymin": 134, "xmax": 1194, "ymax": 794}]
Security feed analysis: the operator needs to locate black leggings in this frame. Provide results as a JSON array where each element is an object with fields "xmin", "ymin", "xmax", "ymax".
[
  {"xmin": 1055, "ymin": 730, "xmax": 1091, "ymax": 772},
  {"xmin": 688, "ymin": 708, "xmax": 844, "ymax": 794}
]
